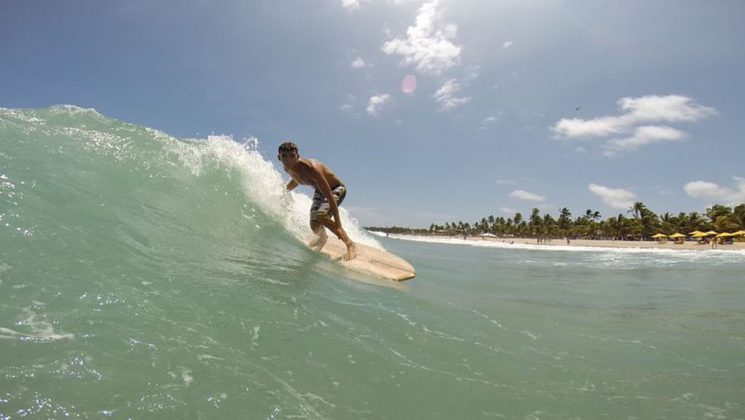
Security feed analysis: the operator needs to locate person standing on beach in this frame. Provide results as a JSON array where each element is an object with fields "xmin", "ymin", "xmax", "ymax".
[{"xmin": 277, "ymin": 142, "xmax": 358, "ymax": 260}]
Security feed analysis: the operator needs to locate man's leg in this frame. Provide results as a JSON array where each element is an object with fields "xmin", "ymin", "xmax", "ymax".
[
  {"xmin": 315, "ymin": 215, "xmax": 358, "ymax": 260},
  {"xmin": 308, "ymin": 219, "xmax": 328, "ymax": 249}
]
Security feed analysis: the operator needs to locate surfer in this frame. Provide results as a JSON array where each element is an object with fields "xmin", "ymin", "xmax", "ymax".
[{"xmin": 278, "ymin": 142, "xmax": 358, "ymax": 260}]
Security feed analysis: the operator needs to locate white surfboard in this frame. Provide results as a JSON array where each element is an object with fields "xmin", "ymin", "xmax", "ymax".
[{"xmin": 310, "ymin": 237, "xmax": 416, "ymax": 282}]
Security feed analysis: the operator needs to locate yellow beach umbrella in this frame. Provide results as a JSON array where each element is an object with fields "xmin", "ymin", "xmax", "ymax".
[
  {"xmin": 669, "ymin": 233, "xmax": 686, "ymax": 238},
  {"xmin": 716, "ymin": 232, "xmax": 733, "ymax": 238},
  {"xmin": 651, "ymin": 233, "xmax": 668, "ymax": 239},
  {"xmin": 733, "ymin": 230, "xmax": 745, "ymax": 236},
  {"xmin": 688, "ymin": 230, "xmax": 705, "ymax": 236},
  {"xmin": 691, "ymin": 232, "xmax": 707, "ymax": 238},
  {"xmin": 705, "ymin": 231, "xmax": 718, "ymax": 236}
]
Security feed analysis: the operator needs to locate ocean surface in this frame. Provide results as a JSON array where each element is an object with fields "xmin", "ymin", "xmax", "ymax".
[{"xmin": 1, "ymin": 106, "xmax": 744, "ymax": 419}]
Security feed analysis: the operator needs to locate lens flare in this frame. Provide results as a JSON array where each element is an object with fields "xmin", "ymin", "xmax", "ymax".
[{"xmin": 401, "ymin": 75, "xmax": 417, "ymax": 94}]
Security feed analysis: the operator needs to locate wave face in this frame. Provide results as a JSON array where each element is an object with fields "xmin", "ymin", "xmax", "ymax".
[
  {"xmin": 1, "ymin": 106, "xmax": 390, "ymax": 415},
  {"xmin": 1, "ymin": 105, "xmax": 380, "ymax": 290}
]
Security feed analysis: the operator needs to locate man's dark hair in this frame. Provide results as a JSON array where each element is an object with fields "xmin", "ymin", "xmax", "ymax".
[{"xmin": 278, "ymin": 142, "xmax": 298, "ymax": 153}]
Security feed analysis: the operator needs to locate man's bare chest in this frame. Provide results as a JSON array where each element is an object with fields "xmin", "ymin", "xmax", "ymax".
[{"xmin": 288, "ymin": 169, "xmax": 315, "ymax": 187}]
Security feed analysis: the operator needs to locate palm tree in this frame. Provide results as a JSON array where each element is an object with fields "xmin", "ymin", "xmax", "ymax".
[
  {"xmin": 616, "ymin": 214, "xmax": 633, "ymax": 240},
  {"xmin": 512, "ymin": 212, "xmax": 523, "ymax": 236},
  {"xmin": 707, "ymin": 204, "xmax": 733, "ymax": 224},
  {"xmin": 543, "ymin": 213, "xmax": 557, "ymax": 239},
  {"xmin": 734, "ymin": 204, "xmax": 745, "ymax": 229},
  {"xmin": 529, "ymin": 208, "xmax": 542, "ymax": 236},
  {"xmin": 494, "ymin": 217, "xmax": 506, "ymax": 235},
  {"xmin": 628, "ymin": 201, "xmax": 646, "ymax": 221},
  {"xmin": 605, "ymin": 214, "xmax": 626, "ymax": 239},
  {"xmin": 660, "ymin": 212, "xmax": 675, "ymax": 234},
  {"xmin": 584, "ymin": 209, "xmax": 601, "ymax": 222},
  {"xmin": 686, "ymin": 211, "xmax": 708, "ymax": 232},
  {"xmin": 713, "ymin": 215, "xmax": 739, "ymax": 233},
  {"xmin": 626, "ymin": 201, "xmax": 660, "ymax": 239}
]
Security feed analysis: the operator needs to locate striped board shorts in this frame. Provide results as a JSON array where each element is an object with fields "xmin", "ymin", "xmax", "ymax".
[{"xmin": 310, "ymin": 184, "xmax": 347, "ymax": 222}]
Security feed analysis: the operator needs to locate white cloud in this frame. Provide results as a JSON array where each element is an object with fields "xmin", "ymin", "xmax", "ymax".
[
  {"xmin": 381, "ymin": 0, "xmax": 461, "ymax": 76},
  {"xmin": 341, "ymin": 0, "xmax": 366, "ymax": 11},
  {"xmin": 551, "ymin": 95, "xmax": 715, "ymax": 156},
  {"xmin": 502, "ymin": 41, "xmax": 513, "ymax": 49},
  {"xmin": 684, "ymin": 177, "xmax": 745, "ymax": 204},
  {"xmin": 588, "ymin": 183, "xmax": 636, "ymax": 210},
  {"xmin": 510, "ymin": 189, "xmax": 545, "ymax": 202},
  {"xmin": 552, "ymin": 95, "xmax": 716, "ymax": 139},
  {"xmin": 432, "ymin": 79, "xmax": 471, "ymax": 111},
  {"xmin": 499, "ymin": 206, "xmax": 517, "ymax": 214},
  {"xmin": 479, "ymin": 111, "xmax": 504, "ymax": 129},
  {"xmin": 366, "ymin": 94, "xmax": 392, "ymax": 116},
  {"xmin": 350, "ymin": 57, "xmax": 366, "ymax": 68},
  {"xmin": 603, "ymin": 125, "xmax": 687, "ymax": 155},
  {"xmin": 554, "ymin": 116, "xmax": 623, "ymax": 138}
]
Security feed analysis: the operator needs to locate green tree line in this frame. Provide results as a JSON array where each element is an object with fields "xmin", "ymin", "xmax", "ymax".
[{"xmin": 367, "ymin": 202, "xmax": 745, "ymax": 240}]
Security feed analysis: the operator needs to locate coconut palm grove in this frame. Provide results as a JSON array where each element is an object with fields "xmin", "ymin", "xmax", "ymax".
[{"xmin": 367, "ymin": 202, "xmax": 745, "ymax": 240}]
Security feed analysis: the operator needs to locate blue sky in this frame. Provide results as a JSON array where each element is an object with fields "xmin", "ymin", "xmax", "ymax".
[{"xmin": 2, "ymin": 0, "xmax": 744, "ymax": 227}]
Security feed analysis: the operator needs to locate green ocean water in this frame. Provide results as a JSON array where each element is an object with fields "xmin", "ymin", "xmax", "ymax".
[{"xmin": 1, "ymin": 106, "xmax": 744, "ymax": 419}]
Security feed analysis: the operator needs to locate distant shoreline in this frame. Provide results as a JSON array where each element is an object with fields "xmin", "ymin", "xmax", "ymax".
[{"xmin": 373, "ymin": 232, "xmax": 745, "ymax": 251}]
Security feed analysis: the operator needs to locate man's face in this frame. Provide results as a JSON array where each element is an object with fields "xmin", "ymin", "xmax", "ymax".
[{"xmin": 278, "ymin": 150, "xmax": 299, "ymax": 168}]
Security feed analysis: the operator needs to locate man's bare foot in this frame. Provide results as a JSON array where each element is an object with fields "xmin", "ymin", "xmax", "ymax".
[
  {"xmin": 309, "ymin": 234, "xmax": 328, "ymax": 250},
  {"xmin": 343, "ymin": 242, "xmax": 358, "ymax": 260}
]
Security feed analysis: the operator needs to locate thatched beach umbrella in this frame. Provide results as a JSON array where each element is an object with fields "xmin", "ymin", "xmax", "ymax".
[
  {"xmin": 691, "ymin": 232, "xmax": 708, "ymax": 242},
  {"xmin": 651, "ymin": 233, "xmax": 668, "ymax": 243},
  {"xmin": 669, "ymin": 232, "xmax": 686, "ymax": 244}
]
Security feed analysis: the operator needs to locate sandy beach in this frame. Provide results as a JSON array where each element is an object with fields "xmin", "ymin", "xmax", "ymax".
[
  {"xmin": 381, "ymin": 233, "xmax": 745, "ymax": 251},
  {"xmin": 467, "ymin": 236, "xmax": 745, "ymax": 251}
]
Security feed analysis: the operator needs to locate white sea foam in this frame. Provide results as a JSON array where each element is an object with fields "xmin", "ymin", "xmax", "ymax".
[
  {"xmin": 165, "ymin": 134, "xmax": 381, "ymax": 249},
  {"xmin": 382, "ymin": 233, "xmax": 745, "ymax": 259},
  {"xmin": 49, "ymin": 104, "xmax": 102, "ymax": 117},
  {"xmin": 181, "ymin": 369, "xmax": 194, "ymax": 386},
  {"xmin": 0, "ymin": 307, "xmax": 74, "ymax": 342}
]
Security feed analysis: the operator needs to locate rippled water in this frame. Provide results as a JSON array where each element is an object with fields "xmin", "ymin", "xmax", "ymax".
[{"xmin": 1, "ymin": 107, "xmax": 743, "ymax": 418}]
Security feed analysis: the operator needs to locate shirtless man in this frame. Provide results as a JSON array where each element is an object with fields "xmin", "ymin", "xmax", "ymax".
[{"xmin": 277, "ymin": 142, "xmax": 358, "ymax": 260}]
